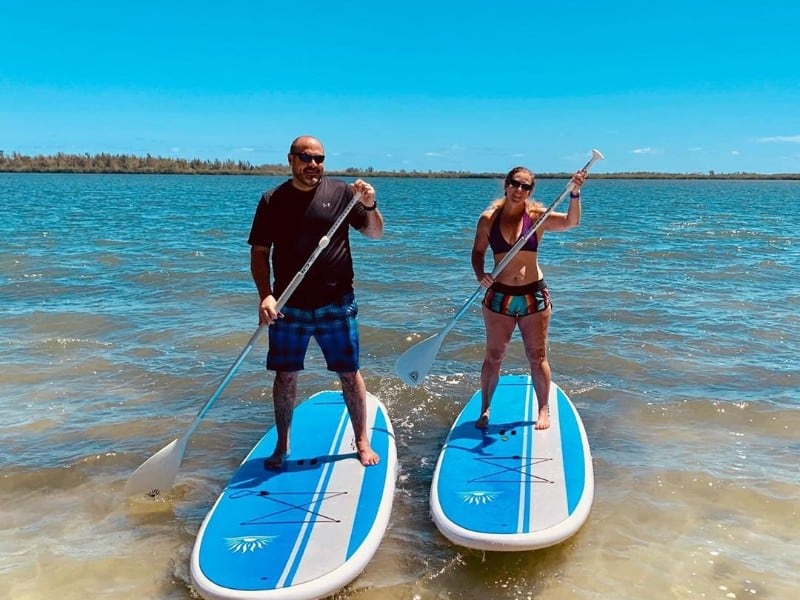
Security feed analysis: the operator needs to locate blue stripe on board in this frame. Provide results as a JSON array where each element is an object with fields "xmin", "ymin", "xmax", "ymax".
[
  {"xmin": 520, "ymin": 377, "xmax": 534, "ymax": 534},
  {"xmin": 557, "ymin": 388, "xmax": 585, "ymax": 513},
  {"xmin": 284, "ymin": 401, "xmax": 350, "ymax": 586},
  {"xmin": 347, "ymin": 407, "xmax": 390, "ymax": 557}
]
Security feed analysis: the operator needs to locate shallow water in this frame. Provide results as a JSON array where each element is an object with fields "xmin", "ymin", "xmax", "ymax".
[{"xmin": 1, "ymin": 173, "xmax": 798, "ymax": 599}]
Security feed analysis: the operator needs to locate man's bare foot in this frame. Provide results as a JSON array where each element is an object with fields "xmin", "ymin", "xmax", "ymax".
[
  {"xmin": 356, "ymin": 439, "xmax": 380, "ymax": 466},
  {"xmin": 475, "ymin": 411, "xmax": 490, "ymax": 430},
  {"xmin": 535, "ymin": 405, "xmax": 550, "ymax": 430},
  {"xmin": 264, "ymin": 448, "xmax": 288, "ymax": 470}
]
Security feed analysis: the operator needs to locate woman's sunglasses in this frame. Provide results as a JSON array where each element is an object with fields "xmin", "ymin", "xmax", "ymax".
[{"xmin": 507, "ymin": 179, "xmax": 533, "ymax": 192}]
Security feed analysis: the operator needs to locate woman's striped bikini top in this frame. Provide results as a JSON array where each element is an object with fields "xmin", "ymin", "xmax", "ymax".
[{"xmin": 488, "ymin": 206, "xmax": 539, "ymax": 255}]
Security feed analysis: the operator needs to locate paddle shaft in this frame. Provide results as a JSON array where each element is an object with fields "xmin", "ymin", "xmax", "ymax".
[
  {"xmin": 438, "ymin": 150, "xmax": 604, "ymax": 339},
  {"xmin": 174, "ymin": 192, "xmax": 363, "ymax": 441}
]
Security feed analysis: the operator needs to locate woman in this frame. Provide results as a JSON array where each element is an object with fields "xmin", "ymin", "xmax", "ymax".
[{"xmin": 471, "ymin": 166, "xmax": 586, "ymax": 430}]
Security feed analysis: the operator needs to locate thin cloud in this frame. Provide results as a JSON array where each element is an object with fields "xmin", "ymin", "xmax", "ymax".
[
  {"xmin": 632, "ymin": 147, "xmax": 661, "ymax": 155},
  {"xmin": 756, "ymin": 135, "xmax": 800, "ymax": 143},
  {"xmin": 425, "ymin": 144, "xmax": 464, "ymax": 159}
]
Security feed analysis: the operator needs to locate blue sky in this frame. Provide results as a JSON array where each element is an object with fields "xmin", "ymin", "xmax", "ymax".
[{"xmin": 2, "ymin": 0, "xmax": 799, "ymax": 174}]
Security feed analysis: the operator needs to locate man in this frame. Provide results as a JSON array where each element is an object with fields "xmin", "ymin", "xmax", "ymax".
[{"xmin": 248, "ymin": 135, "xmax": 384, "ymax": 469}]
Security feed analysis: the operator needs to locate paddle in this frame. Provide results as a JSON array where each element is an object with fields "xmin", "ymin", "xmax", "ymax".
[
  {"xmin": 123, "ymin": 192, "xmax": 364, "ymax": 498},
  {"xmin": 395, "ymin": 150, "xmax": 604, "ymax": 386}
]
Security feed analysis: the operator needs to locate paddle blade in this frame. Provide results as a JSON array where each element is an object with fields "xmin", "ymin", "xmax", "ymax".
[
  {"xmin": 123, "ymin": 437, "xmax": 184, "ymax": 498},
  {"xmin": 394, "ymin": 331, "xmax": 445, "ymax": 386}
]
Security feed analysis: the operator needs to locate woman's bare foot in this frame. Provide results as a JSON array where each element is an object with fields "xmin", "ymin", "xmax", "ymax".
[
  {"xmin": 535, "ymin": 404, "xmax": 550, "ymax": 430},
  {"xmin": 475, "ymin": 411, "xmax": 490, "ymax": 430},
  {"xmin": 356, "ymin": 439, "xmax": 380, "ymax": 466}
]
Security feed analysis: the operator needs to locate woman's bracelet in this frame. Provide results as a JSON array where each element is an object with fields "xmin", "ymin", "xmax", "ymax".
[{"xmin": 569, "ymin": 191, "xmax": 581, "ymax": 199}]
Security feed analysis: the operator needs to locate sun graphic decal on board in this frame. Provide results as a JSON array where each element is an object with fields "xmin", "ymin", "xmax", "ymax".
[
  {"xmin": 459, "ymin": 491, "xmax": 500, "ymax": 505},
  {"xmin": 225, "ymin": 535, "xmax": 277, "ymax": 553}
]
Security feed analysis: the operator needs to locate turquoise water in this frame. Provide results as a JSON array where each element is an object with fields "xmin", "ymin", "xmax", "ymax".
[{"xmin": 1, "ymin": 173, "xmax": 798, "ymax": 599}]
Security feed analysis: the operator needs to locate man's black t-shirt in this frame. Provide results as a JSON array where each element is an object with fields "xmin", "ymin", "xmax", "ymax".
[{"xmin": 247, "ymin": 177, "xmax": 369, "ymax": 309}]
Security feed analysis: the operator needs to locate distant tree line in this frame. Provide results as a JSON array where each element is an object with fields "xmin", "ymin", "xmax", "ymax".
[
  {"xmin": 0, "ymin": 150, "xmax": 289, "ymax": 175},
  {"xmin": 0, "ymin": 150, "xmax": 797, "ymax": 179}
]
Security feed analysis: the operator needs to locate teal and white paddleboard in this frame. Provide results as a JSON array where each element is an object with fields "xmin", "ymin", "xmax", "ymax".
[
  {"xmin": 191, "ymin": 390, "xmax": 397, "ymax": 600},
  {"xmin": 430, "ymin": 374, "xmax": 593, "ymax": 551}
]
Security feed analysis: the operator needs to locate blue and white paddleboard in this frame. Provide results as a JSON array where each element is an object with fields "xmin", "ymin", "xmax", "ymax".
[
  {"xmin": 430, "ymin": 374, "xmax": 593, "ymax": 551},
  {"xmin": 191, "ymin": 390, "xmax": 397, "ymax": 600}
]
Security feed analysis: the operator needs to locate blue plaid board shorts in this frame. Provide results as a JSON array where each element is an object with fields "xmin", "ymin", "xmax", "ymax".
[{"xmin": 267, "ymin": 292, "xmax": 360, "ymax": 372}]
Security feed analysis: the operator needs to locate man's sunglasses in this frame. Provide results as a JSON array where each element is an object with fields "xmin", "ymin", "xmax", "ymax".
[
  {"xmin": 292, "ymin": 152, "xmax": 325, "ymax": 164},
  {"xmin": 507, "ymin": 179, "xmax": 533, "ymax": 192}
]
